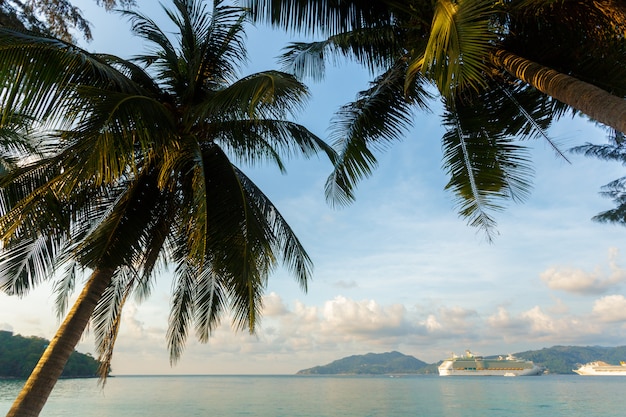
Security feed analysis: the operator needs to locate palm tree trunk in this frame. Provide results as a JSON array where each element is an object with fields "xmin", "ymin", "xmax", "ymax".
[
  {"xmin": 6, "ymin": 268, "xmax": 115, "ymax": 417},
  {"xmin": 491, "ymin": 49, "xmax": 626, "ymax": 133}
]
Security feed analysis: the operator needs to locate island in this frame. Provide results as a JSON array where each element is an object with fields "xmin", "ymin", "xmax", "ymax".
[
  {"xmin": 296, "ymin": 346, "xmax": 626, "ymax": 375},
  {"xmin": 0, "ymin": 330, "xmax": 104, "ymax": 379},
  {"xmin": 297, "ymin": 351, "xmax": 427, "ymax": 375}
]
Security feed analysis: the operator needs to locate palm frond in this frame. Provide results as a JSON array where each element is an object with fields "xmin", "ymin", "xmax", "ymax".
[
  {"xmin": 167, "ymin": 255, "xmax": 227, "ymax": 362},
  {"xmin": 167, "ymin": 258, "xmax": 197, "ymax": 363},
  {"xmin": 118, "ymin": 8, "xmax": 178, "ymax": 80},
  {"xmin": 58, "ymin": 87, "xmax": 175, "ymax": 186},
  {"xmin": 52, "ymin": 260, "xmax": 77, "ymax": 318},
  {"xmin": 422, "ymin": 0, "xmax": 497, "ymax": 97},
  {"xmin": 571, "ymin": 139, "xmax": 626, "ymax": 164},
  {"xmin": 0, "ymin": 235, "xmax": 63, "ymax": 296},
  {"xmin": 73, "ymin": 169, "xmax": 164, "ymax": 270},
  {"xmin": 193, "ymin": 144, "xmax": 279, "ymax": 332},
  {"xmin": 441, "ymin": 94, "xmax": 534, "ymax": 240},
  {"xmin": 199, "ymin": 70, "xmax": 310, "ymax": 119},
  {"xmin": 571, "ymin": 134, "xmax": 626, "ymax": 225},
  {"xmin": 193, "ymin": 266, "xmax": 227, "ymax": 342},
  {"xmin": 279, "ymin": 41, "xmax": 330, "ymax": 81},
  {"xmin": 0, "ymin": 28, "xmax": 145, "ymax": 128},
  {"xmin": 590, "ymin": 176, "xmax": 626, "ymax": 225},
  {"xmin": 0, "ymin": 180, "xmax": 70, "ymax": 245},
  {"xmin": 198, "ymin": 0, "xmax": 248, "ymax": 84},
  {"xmin": 92, "ymin": 267, "xmax": 135, "ymax": 380},
  {"xmin": 211, "ymin": 119, "xmax": 336, "ymax": 170},
  {"xmin": 498, "ymin": 85, "xmax": 568, "ymax": 161},
  {"xmin": 243, "ymin": 0, "xmax": 396, "ymax": 35},
  {"xmin": 279, "ymin": 24, "xmax": 403, "ymax": 81},
  {"xmin": 325, "ymin": 61, "xmax": 431, "ymax": 207},
  {"xmin": 235, "ymin": 165, "xmax": 313, "ymax": 289}
]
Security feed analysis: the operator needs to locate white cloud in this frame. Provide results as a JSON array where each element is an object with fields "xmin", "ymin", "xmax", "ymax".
[
  {"xmin": 424, "ymin": 315, "xmax": 441, "ymax": 332},
  {"xmin": 321, "ymin": 296, "xmax": 408, "ymax": 337},
  {"xmin": 487, "ymin": 306, "xmax": 514, "ymax": 328},
  {"xmin": 521, "ymin": 306, "xmax": 556, "ymax": 334},
  {"xmin": 540, "ymin": 248, "xmax": 626, "ymax": 294},
  {"xmin": 547, "ymin": 297, "xmax": 570, "ymax": 315},
  {"xmin": 262, "ymin": 292, "xmax": 289, "ymax": 316},
  {"xmin": 592, "ymin": 295, "xmax": 626, "ymax": 322}
]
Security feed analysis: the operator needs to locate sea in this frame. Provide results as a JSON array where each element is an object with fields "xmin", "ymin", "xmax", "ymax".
[{"xmin": 0, "ymin": 374, "xmax": 623, "ymax": 417}]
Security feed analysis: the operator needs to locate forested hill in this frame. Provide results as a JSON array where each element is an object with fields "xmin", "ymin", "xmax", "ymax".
[
  {"xmin": 296, "ymin": 346, "xmax": 626, "ymax": 375},
  {"xmin": 515, "ymin": 345, "xmax": 626, "ymax": 374},
  {"xmin": 296, "ymin": 351, "xmax": 427, "ymax": 375},
  {"xmin": 0, "ymin": 330, "xmax": 103, "ymax": 378}
]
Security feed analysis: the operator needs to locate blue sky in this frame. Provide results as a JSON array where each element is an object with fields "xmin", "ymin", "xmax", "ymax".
[{"xmin": 2, "ymin": 0, "xmax": 626, "ymax": 374}]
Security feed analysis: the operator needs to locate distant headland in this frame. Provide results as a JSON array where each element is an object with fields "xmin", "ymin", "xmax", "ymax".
[
  {"xmin": 0, "ymin": 330, "xmax": 105, "ymax": 379},
  {"xmin": 296, "ymin": 346, "xmax": 626, "ymax": 375}
]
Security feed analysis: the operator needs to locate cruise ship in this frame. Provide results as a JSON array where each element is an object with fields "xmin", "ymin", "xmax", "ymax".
[
  {"xmin": 438, "ymin": 350, "xmax": 543, "ymax": 376},
  {"xmin": 573, "ymin": 361, "xmax": 626, "ymax": 376}
]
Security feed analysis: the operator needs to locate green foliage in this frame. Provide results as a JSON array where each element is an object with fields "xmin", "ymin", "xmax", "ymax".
[
  {"xmin": 571, "ymin": 134, "xmax": 626, "ymax": 225},
  {"xmin": 247, "ymin": 0, "xmax": 626, "ymax": 238},
  {"xmin": 0, "ymin": 1, "xmax": 136, "ymax": 42},
  {"xmin": 0, "ymin": 0, "xmax": 335, "ymax": 383},
  {"xmin": 0, "ymin": 330, "xmax": 103, "ymax": 378},
  {"xmin": 516, "ymin": 345, "xmax": 626, "ymax": 375},
  {"xmin": 296, "ymin": 346, "xmax": 626, "ymax": 375}
]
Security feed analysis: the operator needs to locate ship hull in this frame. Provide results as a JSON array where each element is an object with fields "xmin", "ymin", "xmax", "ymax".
[
  {"xmin": 573, "ymin": 362, "xmax": 626, "ymax": 376},
  {"xmin": 438, "ymin": 365, "xmax": 542, "ymax": 376}
]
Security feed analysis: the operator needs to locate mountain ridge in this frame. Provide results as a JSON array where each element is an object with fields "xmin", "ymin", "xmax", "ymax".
[
  {"xmin": 297, "ymin": 351, "xmax": 427, "ymax": 375},
  {"xmin": 297, "ymin": 345, "xmax": 626, "ymax": 375}
]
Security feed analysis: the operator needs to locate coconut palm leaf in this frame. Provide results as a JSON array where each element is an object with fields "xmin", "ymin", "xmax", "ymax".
[
  {"xmin": 0, "ymin": 235, "xmax": 63, "ymax": 296},
  {"xmin": 441, "ymin": 93, "xmax": 534, "ymax": 240},
  {"xmin": 244, "ymin": 0, "xmax": 395, "ymax": 35},
  {"xmin": 234, "ymin": 165, "xmax": 312, "ymax": 288},
  {"xmin": 249, "ymin": 0, "xmax": 620, "ymax": 236},
  {"xmin": 200, "ymin": 70, "xmax": 310, "ymax": 118},
  {"xmin": 52, "ymin": 260, "xmax": 78, "ymax": 318},
  {"xmin": 325, "ymin": 61, "xmax": 432, "ymax": 206},
  {"xmin": 421, "ymin": 0, "xmax": 497, "ymax": 97},
  {"xmin": 571, "ymin": 135, "xmax": 626, "ymax": 225},
  {"xmin": 0, "ymin": 29, "xmax": 147, "ymax": 127},
  {"xmin": 279, "ymin": 25, "xmax": 404, "ymax": 80},
  {"xmin": 192, "ymin": 266, "xmax": 226, "ymax": 342},
  {"xmin": 167, "ymin": 257, "xmax": 201, "ymax": 361},
  {"xmin": 92, "ymin": 266, "xmax": 135, "ymax": 379}
]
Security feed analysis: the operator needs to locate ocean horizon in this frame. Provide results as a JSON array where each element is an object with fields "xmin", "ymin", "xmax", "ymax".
[{"xmin": 2, "ymin": 374, "xmax": 623, "ymax": 416}]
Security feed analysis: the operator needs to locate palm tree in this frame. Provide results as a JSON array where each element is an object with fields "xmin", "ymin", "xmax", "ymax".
[
  {"xmin": 0, "ymin": 0, "xmax": 136, "ymax": 41},
  {"xmin": 245, "ymin": 0, "xmax": 626, "ymax": 237},
  {"xmin": 246, "ymin": 0, "xmax": 596, "ymax": 240},
  {"xmin": 0, "ymin": 1, "xmax": 334, "ymax": 416},
  {"xmin": 572, "ymin": 129, "xmax": 626, "ymax": 224},
  {"xmin": 253, "ymin": 0, "xmax": 626, "ymax": 129}
]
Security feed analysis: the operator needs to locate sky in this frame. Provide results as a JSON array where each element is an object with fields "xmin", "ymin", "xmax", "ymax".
[{"xmin": 2, "ymin": 0, "xmax": 626, "ymax": 375}]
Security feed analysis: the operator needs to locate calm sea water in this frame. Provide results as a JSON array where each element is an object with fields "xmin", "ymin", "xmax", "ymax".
[{"xmin": 0, "ymin": 374, "xmax": 623, "ymax": 416}]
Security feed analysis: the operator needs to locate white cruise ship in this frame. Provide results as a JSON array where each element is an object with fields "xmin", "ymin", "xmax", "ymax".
[
  {"xmin": 438, "ymin": 350, "xmax": 543, "ymax": 376},
  {"xmin": 573, "ymin": 361, "xmax": 626, "ymax": 376}
]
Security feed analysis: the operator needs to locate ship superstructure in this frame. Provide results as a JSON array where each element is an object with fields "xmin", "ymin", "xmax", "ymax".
[{"xmin": 438, "ymin": 350, "xmax": 542, "ymax": 376}]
